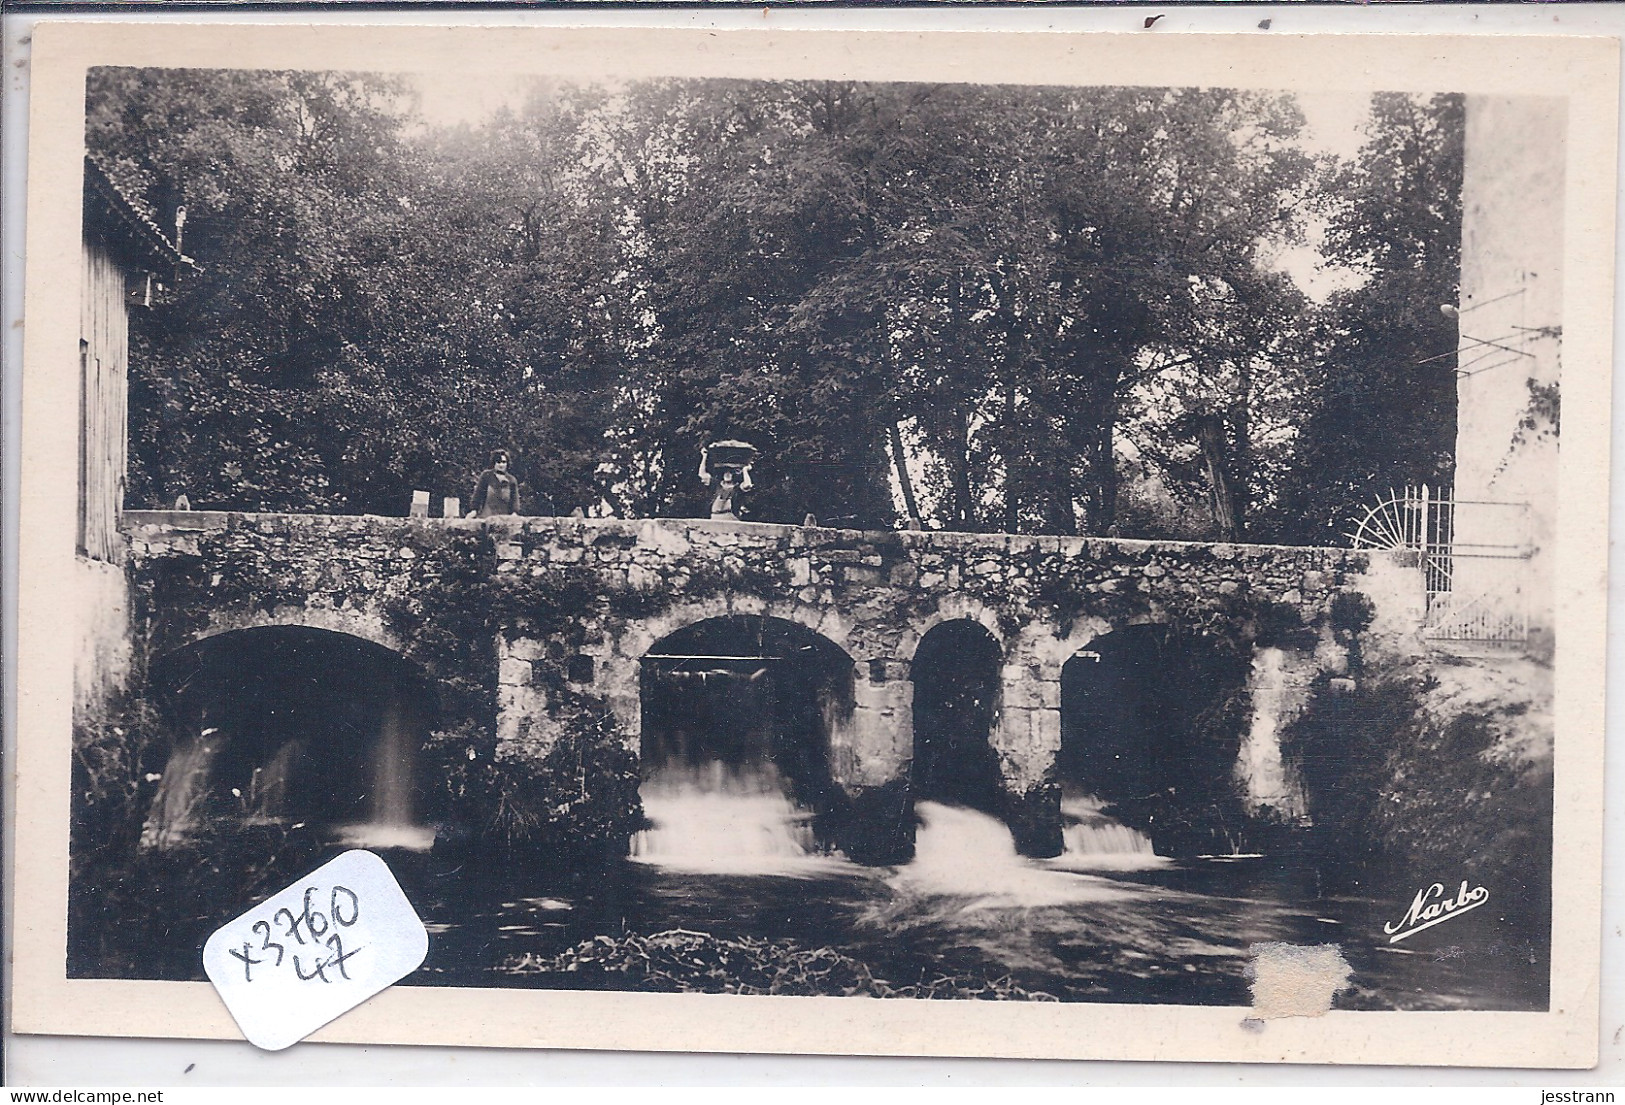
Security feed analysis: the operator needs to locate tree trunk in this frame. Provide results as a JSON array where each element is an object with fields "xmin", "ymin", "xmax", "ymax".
[
  {"xmin": 1040, "ymin": 415, "xmax": 1078, "ymax": 535},
  {"xmin": 1192, "ymin": 412, "xmax": 1243, "ymax": 540},
  {"xmin": 1233, "ymin": 357, "xmax": 1252, "ymax": 538},
  {"xmin": 1001, "ymin": 367, "xmax": 1019, "ymax": 535},
  {"xmin": 888, "ymin": 421, "xmax": 921, "ymax": 527},
  {"xmin": 949, "ymin": 410, "xmax": 974, "ymax": 531},
  {"xmin": 1083, "ymin": 388, "xmax": 1120, "ymax": 536}
]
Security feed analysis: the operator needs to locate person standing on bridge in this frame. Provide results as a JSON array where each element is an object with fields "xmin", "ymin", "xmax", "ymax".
[
  {"xmin": 700, "ymin": 440, "xmax": 756, "ymax": 520},
  {"xmin": 467, "ymin": 449, "xmax": 520, "ymax": 518}
]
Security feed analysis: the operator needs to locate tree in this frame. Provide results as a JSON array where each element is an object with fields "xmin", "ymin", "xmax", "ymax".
[
  {"xmin": 90, "ymin": 67, "xmax": 426, "ymax": 511},
  {"xmin": 89, "ymin": 69, "xmax": 631, "ymax": 516},
  {"xmin": 91, "ymin": 69, "xmax": 1327, "ymax": 539},
  {"xmin": 1272, "ymin": 93, "xmax": 1465, "ymax": 544},
  {"xmin": 566, "ymin": 80, "xmax": 1321, "ymax": 535}
]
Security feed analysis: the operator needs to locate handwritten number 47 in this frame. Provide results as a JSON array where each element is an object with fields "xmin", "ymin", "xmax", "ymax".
[
  {"xmin": 293, "ymin": 932, "xmax": 363, "ymax": 983},
  {"xmin": 229, "ymin": 885, "xmax": 362, "ymax": 983}
]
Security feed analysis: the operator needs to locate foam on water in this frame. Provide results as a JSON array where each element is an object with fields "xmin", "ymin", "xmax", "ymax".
[
  {"xmin": 336, "ymin": 821, "xmax": 437, "ymax": 851},
  {"xmin": 631, "ymin": 761, "xmax": 848, "ymax": 876},
  {"xmin": 893, "ymin": 802, "xmax": 1134, "ymax": 909},
  {"xmin": 1046, "ymin": 795, "xmax": 1169, "ymax": 872}
]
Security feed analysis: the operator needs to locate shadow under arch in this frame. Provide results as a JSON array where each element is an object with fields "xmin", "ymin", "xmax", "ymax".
[
  {"xmin": 636, "ymin": 614, "xmax": 855, "ymax": 861},
  {"xmin": 1059, "ymin": 623, "xmax": 1250, "ymax": 856},
  {"xmin": 910, "ymin": 619, "xmax": 1004, "ymax": 815},
  {"xmin": 142, "ymin": 625, "xmax": 439, "ymax": 849}
]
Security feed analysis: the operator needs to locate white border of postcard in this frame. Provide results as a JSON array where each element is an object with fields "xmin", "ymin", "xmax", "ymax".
[{"xmin": 12, "ymin": 21, "xmax": 1617, "ymax": 1068}]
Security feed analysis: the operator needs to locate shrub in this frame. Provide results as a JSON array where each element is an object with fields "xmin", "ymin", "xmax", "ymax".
[
  {"xmin": 71, "ymin": 699, "xmax": 171, "ymax": 859},
  {"xmin": 1249, "ymin": 599, "xmax": 1318, "ymax": 651},
  {"xmin": 1330, "ymin": 590, "xmax": 1376, "ymax": 634},
  {"xmin": 421, "ymin": 710, "xmax": 642, "ymax": 867},
  {"xmin": 1280, "ymin": 668, "xmax": 1553, "ymax": 941},
  {"xmin": 505, "ymin": 929, "xmax": 1058, "ymax": 1000},
  {"xmin": 71, "ymin": 819, "xmax": 329, "ymax": 980}
]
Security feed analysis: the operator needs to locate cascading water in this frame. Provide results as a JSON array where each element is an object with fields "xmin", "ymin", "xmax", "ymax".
[
  {"xmin": 904, "ymin": 802, "xmax": 1023, "ymax": 888},
  {"xmin": 141, "ymin": 627, "xmax": 443, "ymax": 854},
  {"xmin": 633, "ymin": 617, "xmax": 858, "ymax": 876},
  {"xmin": 140, "ymin": 726, "xmax": 221, "ymax": 848},
  {"xmin": 244, "ymin": 741, "xmax": 298, "ymax": 822},
  {"xmin": 1236, "ymin": 646, "xmax": 1309, "ymax": 819},
  {"xmin": 372, "ymin": 697, "xmax": 413, "ymax": 825},
  {"xmin": 339, "ymin": 695, "xmax": 435, "ymax": 851},
  {"xmin": 631, "ymin": 760, "xmax": 837, "ymax": 875},
  {"xmin": 1049, "ymin": 794, "xmax": 1166, "ymax": 871},
  {"xmin": 893, "ymin": 802, "xmax": 1134, "ymax": 908}
]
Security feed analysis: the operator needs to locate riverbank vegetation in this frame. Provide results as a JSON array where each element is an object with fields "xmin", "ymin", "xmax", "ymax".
[
  {"xmin": 421, "ymin": 713, "xmax": 643, "ymax": 866},
  {"xmin": 502, "ymin": 928, "xmax": 1057, "ymax": 1000},
  {"xmin": 69, "ymin": 693, "xmax": 336, "ymax": 978},
  {"xmin": 1282, "ymin": 652, "xmax": 1554, "ymax": 943}
]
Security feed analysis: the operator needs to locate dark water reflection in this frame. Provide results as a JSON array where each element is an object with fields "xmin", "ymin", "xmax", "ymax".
[{"xmin": 399, "ymin": 840, "xmax": 1546, "ymax": 1010}]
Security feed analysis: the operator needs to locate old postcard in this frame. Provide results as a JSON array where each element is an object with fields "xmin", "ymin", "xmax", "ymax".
[{"xmin": 12, "ymin": 21, "xmax": 1616, "ymax": 1066}]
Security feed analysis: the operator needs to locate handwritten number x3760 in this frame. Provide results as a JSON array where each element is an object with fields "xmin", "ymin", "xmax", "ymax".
[{"xmin": 227, "ymin": 886, "xmax": 363, "ymax": 983}]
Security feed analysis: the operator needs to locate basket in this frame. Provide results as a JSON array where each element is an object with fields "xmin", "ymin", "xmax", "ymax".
[{"xmin": 706, "ymin": 441, "xmax": 758, "ymax": 469}]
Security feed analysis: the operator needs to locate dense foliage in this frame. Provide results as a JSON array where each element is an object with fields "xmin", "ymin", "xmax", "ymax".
[
  {"xmin": 88, "ymin": 69, "xmax": 1462, "ymax": 540},
  {"xmin": 70, "ymin": 695, "xmax": 335, "ymax": 979},
  {"xmin": 1281, "ymin": 662, "xmax": 1553, "ymax": 943},
  {"xmin": 1272, "ymin": 93, "xmax": 1466, "ymax": 542},
  {"xmin": 422, "ymin": 713, "xmax": 643, "ymax": 863}
]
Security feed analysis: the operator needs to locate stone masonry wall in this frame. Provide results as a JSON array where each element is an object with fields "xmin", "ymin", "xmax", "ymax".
[
  {"xmin": 124, "ymin": 511, "xmax": 445, "ymax": 657},
  {"xmin": 121, "ymin": 510, "xmax": 1421, "ymax": 857}
]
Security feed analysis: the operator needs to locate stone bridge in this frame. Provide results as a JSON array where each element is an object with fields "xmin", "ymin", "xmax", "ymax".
[{"xmin": 118, "ymin": 510, "xmax": 1422, "ymax": 860}]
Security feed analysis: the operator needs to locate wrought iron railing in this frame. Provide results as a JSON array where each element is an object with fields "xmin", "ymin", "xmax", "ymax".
[{"xmin": 1349, "ymin": 485, "xmax": 1531, "ymax": 645}]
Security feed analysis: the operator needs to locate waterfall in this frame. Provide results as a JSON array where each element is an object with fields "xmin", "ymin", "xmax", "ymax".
[
  {"xmin": 245, "ymin": 740, "xmax": 299, "ymax": 822},
  {"xmin": 1048, "ymin": 795, "xmax": 1166, "ymax": 871},
  {"xmin": 907, "ymin": 801, "xmax": 1023, "ymax": 881},
  {"xmin": 371, "ymin": 696, "xmax": 414, "ymax": 826},
  {"xmin": 632, "ymin": 761, "xmax": 835, "ymax": 875},
  {"xmin": 338, "ymin": 694, "xmax": 434, "ymax": 851},
  {"xmin": 1236, "ymin": 646, "xmax": 1308, "ymax": 819},
  {"xmin": 895, "ymin": 802, "xmax": 1134, "ymax": 907},
  {"xmin": 139, "ymin": 727, "xmax": 221, "ymax": 848}
]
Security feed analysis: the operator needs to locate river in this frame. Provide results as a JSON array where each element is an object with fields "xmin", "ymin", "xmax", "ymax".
[{"xmin": 396, "ymin": 787, "xmax": 1547, "ymax": 1010}]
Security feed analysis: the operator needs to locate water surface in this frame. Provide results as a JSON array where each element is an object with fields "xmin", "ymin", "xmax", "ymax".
[{"xmin": 403, "ymin": 795, "xmax": 1546, "ymax": 1010}]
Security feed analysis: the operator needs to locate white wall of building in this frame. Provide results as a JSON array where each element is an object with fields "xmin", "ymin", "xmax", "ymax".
[{"xmin": 1452, "ymin": 95, "xmax": 1565, "ymax": 651}]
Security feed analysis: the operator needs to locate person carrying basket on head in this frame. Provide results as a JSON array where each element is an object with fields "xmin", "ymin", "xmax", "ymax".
[{"xmin": 699, "ymin": 440, "xmax": 757, "ymax": 520}]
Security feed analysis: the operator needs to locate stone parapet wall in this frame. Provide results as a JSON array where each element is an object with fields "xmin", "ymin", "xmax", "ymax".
[
  {"xmin": 479, "ymin": 514, "xmax": 1381, "ymax": 639},
  {"xmin": 123, "ymin": 511, "xmax": 1400, "ymax": 644},
  {"xmin": 125, "ymin": 511, "xmax": 1384, "ymax": 598},
  {"xmin": 123, "ymin": 510, "xmax": 458, "ymax": 655}
]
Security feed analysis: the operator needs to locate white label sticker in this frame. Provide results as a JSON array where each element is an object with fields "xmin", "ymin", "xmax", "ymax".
[{"xmin": 202, "ymin": 849, "xmax": 429, "ymax": 1051}]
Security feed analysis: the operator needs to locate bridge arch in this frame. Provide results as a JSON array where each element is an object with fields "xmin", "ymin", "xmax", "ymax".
[
  {"xmin": 189, "ymin": 603, "xmax": 406, "ymax": 657},
  {"xmin": 622, "ymin": 596, "xmax": 856, "ymax": 659},
  {"xmin": 909, "ymin": 619, "xmax": 1004, "ymax": 816},
  {"xmin": 894, "ymin": 595, "xmax": 1006, "ymax": 667},
  {"xmin": 1024, "ymin": 611, "xmax": 1171, "ymax": 684},
  {"xmin": 632, "ymin": 613, "xmax": 856, "ymax": 859},
  {"xmin": 599, "ymin": 597, "xmax": 857, "ymax": 744},
  {"xmin": 140, "ymin": 624, "xmax": 437, "ymax": 850},
  {"xmin": 1057, "ymin": 623, "xmax": 1250, "ymax": 855}
]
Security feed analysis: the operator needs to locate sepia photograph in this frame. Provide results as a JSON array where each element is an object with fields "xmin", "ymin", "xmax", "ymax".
[{"xmin": 13, "ymin": 23, "xmax": 1616, "ymax": 1066}]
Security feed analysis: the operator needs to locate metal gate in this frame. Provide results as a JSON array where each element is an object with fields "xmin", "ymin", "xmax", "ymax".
[{"xmin": 1349, "ymin": 485, "xmax": 1531, "ymax": 646}]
